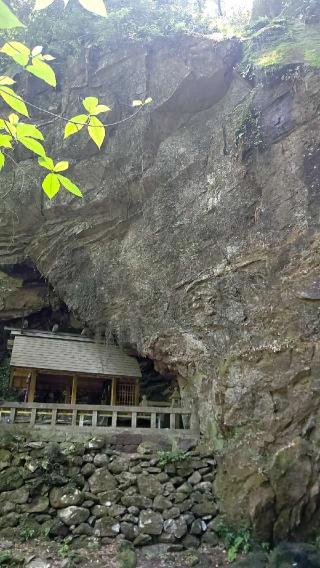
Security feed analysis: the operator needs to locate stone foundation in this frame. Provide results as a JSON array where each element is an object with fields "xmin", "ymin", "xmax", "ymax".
[{"xmin": 0, "ymin": 431, "xmax": 218, "ymax": 548}]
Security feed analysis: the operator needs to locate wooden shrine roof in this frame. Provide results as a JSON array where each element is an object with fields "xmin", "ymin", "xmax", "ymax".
[{"xmin": 10, "ymin": 333, "xmax": 141, "ymax": 378}]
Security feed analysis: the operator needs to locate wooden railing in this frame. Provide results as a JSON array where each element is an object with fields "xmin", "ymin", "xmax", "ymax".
[{"xmin": 0, "ymin": 403, "xmax": 194, "ymax": 432}]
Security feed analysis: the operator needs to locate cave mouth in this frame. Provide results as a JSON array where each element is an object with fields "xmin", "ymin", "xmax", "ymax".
[{"xmin": 138, "ymin": 357, "xmax": 178, "ymax": 406}]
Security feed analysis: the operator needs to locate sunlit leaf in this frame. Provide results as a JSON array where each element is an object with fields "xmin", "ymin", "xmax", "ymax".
[
  {"xmin": 54, "ymin": 161, "xmax": 69, "ymax": 172},
  {"xmin": 0, "ymin": 76, "xmax": 15, "ymax": 86},
  {"xmin": 26, "ymin": 57, "xmax": 56, "ymax": 87},
  {"xmin": 34, "ymin": 0, "xmax": 55, "ymax": 10},
  {"xmin": 144, "ymin": 97, "xmax": 153, "ymax": 104},
  {"xmin": 16, "ymin": 123, "xmax": 44, "ymax": 140},
  {"xmin": 78, "ymin": 0, "xmax": 107, "ymax": 17},
  {"xmin": 91, "ymin": 104, "xmax": 111, "ymax": 115},
  {"xmin": 64, "ymin": 114, "xmax": 88, "ymax": 139},
  {"xmin": 0, "ymin": 87, "xmax": 29, "ymax": 117},
  {"xmin": 0, "ymin": 41, "xmax": 30, "ymax": 66},
  {"xmin": 0, "ymin": 0, "xmax": 25, "ymax": 29},
  {"xmin": 42, "ymin": 172, "xmax": 60, "ymax": 199},
  {"xmin": 38, "ymin": 156, "xmax": 54, "ymax": 170},
  {"xmin": 42, "ymin": 54, "xmax": 55, "ymax": 61},
  {"xmin": 88, "ymin": 116, "xmax": 105, "ymax": 149},
  {"xmin": 8, "ymin": 113, "xmax": 19, "ymax": 124},
  {"xmin": 0, "ymin": 133, "xmax": 12, "ymax": 148},
  {"xmin": 31, "ymin": 45, "xmax": 43, "ymax": 57},
  {"xmin": 132, "ymin": 100, "xmax": 143, "ymax": 107},
  {"xmin": 58, "ymin": 174, "xmax": 83, "ymax": 197},
  {"xmin": 18, "ymin": 137, "xmax": 46, "ymax": 157},
  {"xmin": 0, "ymin": 152, "xmax": 5, "ymax": 171},
  {"xmin": 83, "ymin": 97, "xmax": 99, "ymax": 113}
]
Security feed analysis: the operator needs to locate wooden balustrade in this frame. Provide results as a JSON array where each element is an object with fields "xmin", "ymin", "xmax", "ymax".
[{"xmin": 0, "ymin": 402, "xmax": 193, "ymax": 432}]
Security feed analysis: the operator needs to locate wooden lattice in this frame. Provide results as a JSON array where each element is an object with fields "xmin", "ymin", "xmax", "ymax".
[{"xmin": 117, "ymin": 382, "xmax": 136, "ymax": 405}]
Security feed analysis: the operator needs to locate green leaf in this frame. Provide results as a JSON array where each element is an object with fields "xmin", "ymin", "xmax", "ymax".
[
  {"xmin": 78, "ymin": 0, "xmax": 107, "ymax": 17},
  {"xmin": 0, "ymin": 76, "xmax": 15, "ymax": 85},
  {"xmin": 91, "ymin": 104, "xmax": 111, "ymax": 115},
  {"xmin": 26, "ymin": 57, "xmax": 56, "ymax": 87},
  {"xmin": 132, "ymin": 100, "xmax": 143, "ymax": 107},
  {"xmin": 18, "ymin": 136, "xmax": 46, "ymax": 157},
  {"xmin": 8, "ymin": 113, "xmax": 19, "ymax": 124},
  {"xmin": 42, "ymin": 54, "xmax": 55, "ymax": 61},
  {"xmin": 0, "ymin": 152, "xmax": 5, "ymax": 171},
  {"xmin": 34, "ymin": 0, "xmax": 55, "ymax": 10},
  {"xmin": 0, "ymin": 0, "xmax": 25, "ymax": 29},
  {"xmin": 144, "ymin": 97, "xmax": 153, "ymax": 104},
  {"xmin": 38, "ymin": 156, "xmax": 54, "ymax": 170},
  {"xmin": 82, "ymin": 97, "xmax": 99, "ymax": 113},
  {"xmin": 42, "ymin": 172, "xmax": 60, "ymax": 199},
  {"xmin": 0, "ymin": 41, "xmax": 30, "ymax": 67},
  {"xmin": 0, "ymin": 86, "xmax": 29, "ymax": 117},
  {"xmin": 0, "ymin": 133, "xmax": 12, "ymax": 148},
  {"xmin": 54, "ymin": 161, "xmax": 69, "ymax": 172},
  {"xmin": 64, "ymin": 114, "xmax": 88, "ymax": 139},
  {"xmin": 88, "ymin": 116, "xmax": 105, "ymax": 149},
  {"xmin": 16, "ymin": 123, "xmax": 44, "ymax": 140},
  {"xmin": 58, "ymin": 174, "xmax": 83, "ymax": 197}
]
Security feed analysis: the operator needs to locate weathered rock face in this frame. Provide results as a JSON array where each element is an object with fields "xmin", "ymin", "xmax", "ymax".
[{"xmin": 1, "ymin": 6, "xmax": 320, "ymax": 538}]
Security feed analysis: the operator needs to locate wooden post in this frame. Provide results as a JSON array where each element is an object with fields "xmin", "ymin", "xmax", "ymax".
[
  {"xmin": 71, "ymin": 375, "xmax": 78, "ymax": 405},
  {"xmin": 28, "ymin": 370, "xmax": 37, "ymax": 403},
  {"xmin": 111, "ymin": 377, "xmax": 117, "ymax": 405},
  {"xmin": 135, "ymin": 379, "xmax": 140, "ymax": 405}
]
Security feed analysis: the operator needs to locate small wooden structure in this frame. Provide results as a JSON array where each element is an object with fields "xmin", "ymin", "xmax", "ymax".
[{"xmin": 7, "ymin": 329, "xmax": 141, "ymax": 406}]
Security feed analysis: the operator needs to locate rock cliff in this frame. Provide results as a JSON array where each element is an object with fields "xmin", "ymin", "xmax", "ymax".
[{"xmin": 1, "ymin": 0, "xmax": 320, "ymax": 540}]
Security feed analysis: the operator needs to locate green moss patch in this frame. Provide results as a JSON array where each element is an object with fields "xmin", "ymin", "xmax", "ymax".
[{"xmin": 243, "ymin": 21, "xmax": 320, "ymax": 71}]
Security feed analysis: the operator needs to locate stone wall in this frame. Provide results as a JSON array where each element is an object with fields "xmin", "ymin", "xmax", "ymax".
[{"xmin": 0, "ymin": 433, "xmax": 218, "ymax": 549}]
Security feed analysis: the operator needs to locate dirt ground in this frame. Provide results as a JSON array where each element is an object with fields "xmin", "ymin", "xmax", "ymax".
[{"xmin": 0, "ymin": 538, "xmax": 232, "ymax": 567}]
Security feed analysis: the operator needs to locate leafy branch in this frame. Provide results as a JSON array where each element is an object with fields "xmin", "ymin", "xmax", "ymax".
[{"xmin": 0, "ymin": 0, "xmax": 152, "ymax": 200}]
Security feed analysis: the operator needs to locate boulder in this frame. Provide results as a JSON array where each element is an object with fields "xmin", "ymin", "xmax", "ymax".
[
  {"xmin": 139, "ymin": 511, "xmax": 164, "ymax": 535},
  {"xmin": 87, "ymin": 437, "xmax": 106, "ymax": 450},
  {"xmin": 137, "ymin": 475, "xmax": 163, "ymax": 498},
  {"xmin": 49, "ymin": 485, "xmax": 83, "ymax": 508},
  {"xmin": 0, "ymin": 450, "xmax": 11, "ymax": 471},
  {"xmin": 188, "ymin": 472, "xmax": 202, "ymax": 486},
  {"xmin": 94, "ymin": 454, "xmax": 109, "ymax": 468},
  {"xmin": 0, "ymin": 468, "xmax": 23, "ymax": 492},
  {"xmin": 269, "ymin": 542, "xmax": 320, "ymax": 568},
  {"xmin": 0, "ymin": 487, "xmax": 29, "ymax": 505},
  {"xmin": 58, "ymin": 506, "xmax": 89, "ymax": 526},
  {"xmin": 82, "ymin": 463, "xmax": 96, "ymax": 477},
  {"xmin": 73, "ymin": 523, "xmax": 94, "ymax": 536},
  {"xmin": 163, "ymin": 507, "xmax": 180, "ymax": 520},
  {"xmin": 120, "ymin": 522, "xmax": 138, "ymax": 541},
  {"xmin": 163, "ymin": 517, "xmax": 187, "ymax": 539},
  {"xmin": 94, "ymin": 517, "xmax": 121, "ymax": 537},
  {"xmin": 190, "ymin": 519, "xmax": 206, "ymax": 535},
  {"xmin": 192, "ymin": 500, "xmax": 217, "ymax": 518},
  {"xmin": 24, "ymin": 496, "xmax": 49, "ymax": 514},
  {"xmin": 154, "ymin": 495, "xmax": 172, "ymax": 512},
  {"xmin": 121, "ymin": 494, "xmax": 152, "ymax": 509},
  {"xmin": 88, "ymin": 467, "xmax": 117, "ymax": 494},
  {"xmin": 109, "ymin": 458, "xmax": 129, "ymax": 475},
  {"xmin": 133, "ymin": 533, "xmax": 152, "ymax": 547}
]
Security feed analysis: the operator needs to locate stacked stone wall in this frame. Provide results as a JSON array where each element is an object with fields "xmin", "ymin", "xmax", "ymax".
[{"xmin": 0, "ymin": 433, "xmax": 218, "ymax": 549}]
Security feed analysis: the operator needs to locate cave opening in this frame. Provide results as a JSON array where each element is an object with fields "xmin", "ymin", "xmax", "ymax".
[{"xmin": 138, "ymin": 357, "xmax": 179, "ymax": 406}]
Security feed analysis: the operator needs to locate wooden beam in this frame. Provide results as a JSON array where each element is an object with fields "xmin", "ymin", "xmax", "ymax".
[
  {"xmin": 28, "ymin": 370, "xmax": 37, "ymax": 403},
  {"xmin": 135, "ymin": 379, "xmax": 140, "ymax": 406},
  {"xmin": 111, "ymin": 377, "xmax": 117, "ymax": 405},
  {"xmin": 71, "ymin": 375, "xmax": 78, "ymax": 405}
]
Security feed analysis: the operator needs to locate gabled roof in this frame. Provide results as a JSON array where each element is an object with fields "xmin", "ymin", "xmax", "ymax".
[{"xmin": 10, "ymin": 333, "xmax": 141, "ymax": 378}]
